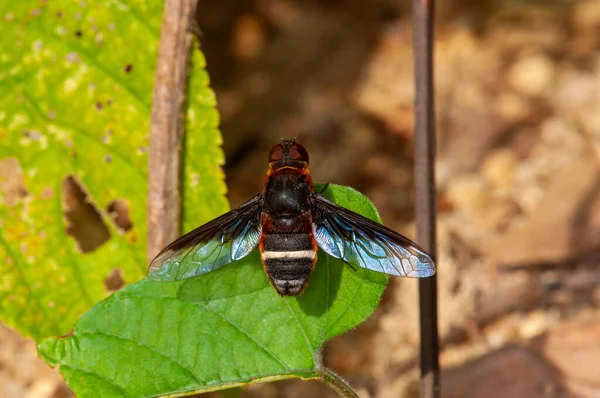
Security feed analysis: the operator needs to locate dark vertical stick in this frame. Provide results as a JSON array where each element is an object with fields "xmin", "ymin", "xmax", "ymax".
[
  {"xmin": 412, "ymin": 0, "xmax": 440, "ymax": 397},
  {"xmin": 147, "ymin": 0, "xmax": 199, "ymax": 261}
]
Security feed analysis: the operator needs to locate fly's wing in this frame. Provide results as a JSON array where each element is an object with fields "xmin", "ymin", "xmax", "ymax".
[
  {"xmin": 310, "ymin": 193, "xmax": 435, "ymax": 277},
  {"xmin": 148, "ymin": 194, "xmax": 263, "ymax": 281}
]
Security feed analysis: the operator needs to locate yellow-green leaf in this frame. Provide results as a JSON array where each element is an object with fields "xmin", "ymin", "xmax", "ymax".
[{"xmin": 0, "ymin": 1, "xmax": 227, "ymax": 341}]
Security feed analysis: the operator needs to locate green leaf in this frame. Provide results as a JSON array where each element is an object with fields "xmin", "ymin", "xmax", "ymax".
[
  {"xmin": 38, "ymin": 184, "xmax": 388, "ymax": 397},
  {"xmin": 0, "ymin": 1, "xmax": 227, "ymax": 340}
]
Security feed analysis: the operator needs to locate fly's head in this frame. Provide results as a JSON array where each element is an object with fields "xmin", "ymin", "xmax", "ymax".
[{"xmin": 268, "ymin": 138, "xmax": 309, "ymax": 171}]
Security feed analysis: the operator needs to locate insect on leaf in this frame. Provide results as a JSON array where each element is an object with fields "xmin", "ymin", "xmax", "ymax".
[{"xmin": 38, "ymin": 184, "xmax": 388, "ymax": 397}]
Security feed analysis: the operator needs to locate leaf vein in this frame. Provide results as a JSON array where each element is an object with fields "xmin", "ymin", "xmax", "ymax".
[
  {"xmin": 78, "ymin": 330, "xmax": 205, "ymax": 385},
  {"xmin": 322, "ymin": 273, "xmax": 365, "ymax": 339},
  {"xmin": 202, "ymin": 304, "xmax": 291, "ymax": 372},
  {"xmin": 0, "ymin": 233, "xmax": 61, "ymax": 337},
  {"xmin": 117, "ymin": 293, "xmax": 290, "ymax": 375},
  {"xmin": 17, "ymin": 86, "xmax": 147, "ymax": 182},
  {"xmin": 59, "ymin": 364, "xmax": 131, "ymax": 397},
  {"xmin": 105, "ymin": 0, "xmax": 160, "ymax": 39},
  {"xmin": 25, "ymin": 21, "xmax": 151, "ymax": 110},
  {"xmin": 281, "ymin": 298, "xmax": 314, "ymax": 354}
]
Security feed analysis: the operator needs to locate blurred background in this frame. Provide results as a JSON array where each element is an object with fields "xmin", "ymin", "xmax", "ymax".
[{"xmin": 2, "ymin": 0, "xmax": 600, "ymax": 397}]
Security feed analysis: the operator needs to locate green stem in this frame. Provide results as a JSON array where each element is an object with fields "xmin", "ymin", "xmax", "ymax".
[{"xmin": 319, "ymin": 366, "xmax": 361, "ymax": 398}]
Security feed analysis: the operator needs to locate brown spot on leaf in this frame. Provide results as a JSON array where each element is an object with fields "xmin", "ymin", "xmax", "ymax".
[
  {"xmin": 104, "ymin": 268, "xmax": 125, "ymax": 291},
  {"xmin": 22, "ymin": 130, "xmax": 41, "ymax": 140},
  {"xmin": 41, "ymin": 186, "xmax": 54, "ymax": 199},
  {"xmin": 95, "ymin": 101, "xmax": 103, "ymax": 111},
  {"xmin": 62, "ymin": 176, "xmax": 110, "ymax": 253},
  {"xmin": 0, "ymin": 158, "xmax": 28, "ymax": 206},
  {"xmin": 106, "ymin": 199, "xmax": 133, "ymax": 231},
  {"xmin": 65, "ymin": 52, "xmax": 81, "ymax": 63},
  {"xmin": 58, "ymin": 329, "xmax": 74, "ymax": 339},
  {"xmin": 123, "ymin": 63, "xmax": 133, "ymax": 74},
  {"xmin": 74, "ymin": 29, "xmax": 83, "ymax": 38},
  {"xmin": 128, "ymin": 231, "xmax": 138, "ymax": 243}
]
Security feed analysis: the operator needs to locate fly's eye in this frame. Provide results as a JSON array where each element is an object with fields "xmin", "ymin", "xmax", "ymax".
[
  {"xmin": 289, "ymin": 144, "xmax": 309, "ymax": 163},
  {"xmin": 269, "ymin": 144, "xmax": 284, "ymax": 162}
]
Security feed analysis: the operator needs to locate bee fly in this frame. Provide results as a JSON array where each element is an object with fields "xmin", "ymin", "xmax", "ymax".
[{"xmin": 148, "ymin": 139, "xmax": 435, "ymax": 296}]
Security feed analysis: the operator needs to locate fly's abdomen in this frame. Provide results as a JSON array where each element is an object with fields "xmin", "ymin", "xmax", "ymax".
[{"xmin": 261, "ymin": 232, "xmax": 317, "ymax": 296}]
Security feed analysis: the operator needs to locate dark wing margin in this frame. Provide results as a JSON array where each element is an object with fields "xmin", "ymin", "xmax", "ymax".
[
  {"xmin": 310, "ymin": 192, "xmax": 435, "ymax": 277},
  {"xmin": 148, "ymin": 194, "xmax": 263, "ymax": 281}
]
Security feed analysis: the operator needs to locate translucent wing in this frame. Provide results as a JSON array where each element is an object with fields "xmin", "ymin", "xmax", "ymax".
[
  {"xmin": 148, "ymin": 194, "xmax": 263, "ymax": 281},
  {"xmin": 310, "ymin": 193, "xmax": 435, "ymax": 277}
]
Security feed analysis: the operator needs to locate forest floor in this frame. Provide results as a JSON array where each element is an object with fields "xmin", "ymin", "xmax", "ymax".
[{"xmin": 2, "ymin": 0, "xmax": 600, "ymax": 397}]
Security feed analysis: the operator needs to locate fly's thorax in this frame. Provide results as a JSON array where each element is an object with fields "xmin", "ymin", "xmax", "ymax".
[
  {"xmin": 263, "ymin": 173, "xmax": 310, "ymax": 218},
  {"xmin": 260, "ymin": 232, "xmax": 317, "ymax": 296}
]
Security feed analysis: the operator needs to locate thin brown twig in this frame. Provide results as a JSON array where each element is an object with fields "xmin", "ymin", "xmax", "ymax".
[
  {"xmin": 147, "ymin": 0, "xmax": 199, "ymax": 262},
  {"xmin": 412, "ymin": 0, "xmax": 440, "ymax": 397}
]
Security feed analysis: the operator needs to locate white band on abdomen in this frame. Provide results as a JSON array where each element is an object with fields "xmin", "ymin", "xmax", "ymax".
[{"xmin": 261, "ymin": 250, "xmax": 316, "ymax": 260}]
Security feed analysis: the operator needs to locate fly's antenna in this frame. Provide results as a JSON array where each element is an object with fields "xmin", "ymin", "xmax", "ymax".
[{"xmin": 279, "ymin": 138, "xmax": 297, "ymax": 148}]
